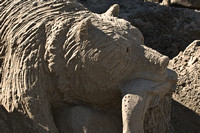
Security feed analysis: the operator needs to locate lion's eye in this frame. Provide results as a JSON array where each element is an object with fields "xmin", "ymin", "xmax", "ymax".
[{"xmin": 126, "ymin": 47, "xmax": 129, "ymax": 53}]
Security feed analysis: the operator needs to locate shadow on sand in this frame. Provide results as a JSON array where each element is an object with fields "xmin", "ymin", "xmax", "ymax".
[{"xmin": 171, "ymin": 100, "xmax": 200, "ymax": 133}]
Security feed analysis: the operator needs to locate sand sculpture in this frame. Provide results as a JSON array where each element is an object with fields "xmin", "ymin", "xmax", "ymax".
[{"xmin": 0, "ymin": 0, "xmax": 177, "ymax": 133}]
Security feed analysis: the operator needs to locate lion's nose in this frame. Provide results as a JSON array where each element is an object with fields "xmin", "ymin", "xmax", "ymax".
[
  {"xmin": 160, "ymin": 56, "xmax": 169, "ymax": 67},
  {"xmin": 158, "ymin": 56, "xmax": 169, "ymax": 74}
]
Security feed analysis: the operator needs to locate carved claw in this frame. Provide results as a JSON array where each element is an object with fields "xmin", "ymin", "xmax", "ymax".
[{"xmin": 122, "ymin": 93, "xmax": 148, "ymax": 133}]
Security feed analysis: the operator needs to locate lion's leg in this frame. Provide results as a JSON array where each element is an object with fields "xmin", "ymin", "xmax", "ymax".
[
  {"xmin": 21, "ymin": 64, "xmax": 59, "ymax": 133},
  {"xmin": 121, "ymin": 79, "xmax": 172, "ymax": 133},
  {"xmin": 1, "ymin": 60, "xmax": 59, "ymax": 133},
  {"xmin": 54, "ymin": 105, "xmax": 122, "ymax": 133}
]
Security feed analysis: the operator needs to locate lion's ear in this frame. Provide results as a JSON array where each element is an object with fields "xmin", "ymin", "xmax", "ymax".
[
  {"xmin": 104, "ymin": 4, "xmax": 119, "ymax": 17},
  {"xmin": 76, "ymin": 17, "xmax": 92, "ymax": 41}
]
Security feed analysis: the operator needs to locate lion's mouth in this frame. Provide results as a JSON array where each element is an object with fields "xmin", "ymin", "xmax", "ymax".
[{"xmin": 120, "ymin": 68, "xmax": 177, "ymax": 94}]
